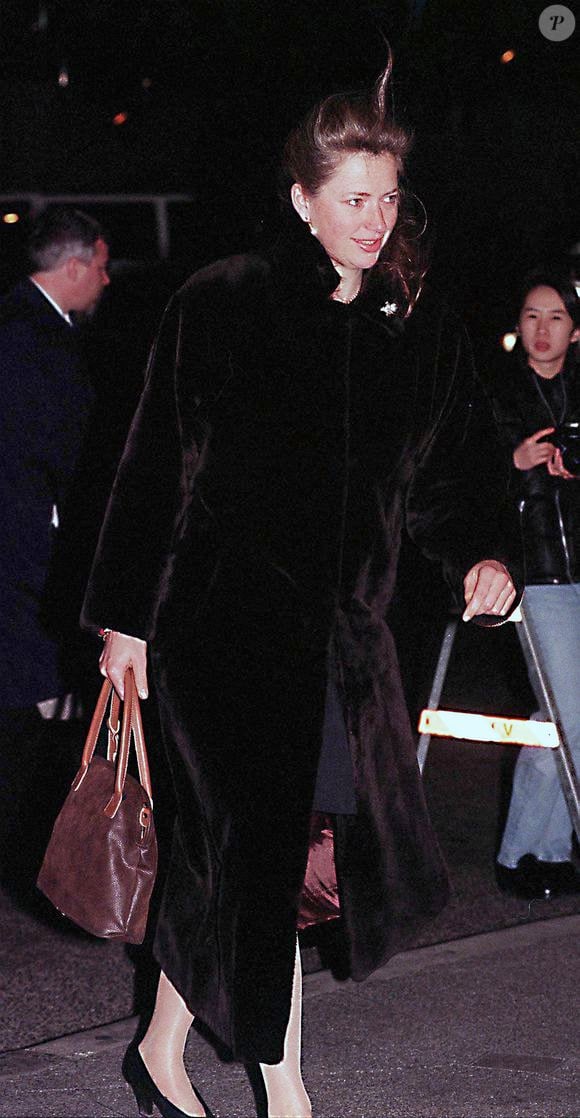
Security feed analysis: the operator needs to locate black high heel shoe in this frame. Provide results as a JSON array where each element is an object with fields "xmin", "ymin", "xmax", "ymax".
[{"xmin": 122, "ymin": 1043, "xmax": 215, "ymax": 1118}]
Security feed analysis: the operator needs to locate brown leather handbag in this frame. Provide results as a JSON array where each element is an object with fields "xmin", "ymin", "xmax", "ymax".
[{"xmin": 37, "ymin": 669, "xmax": 157, "ymax": 944}]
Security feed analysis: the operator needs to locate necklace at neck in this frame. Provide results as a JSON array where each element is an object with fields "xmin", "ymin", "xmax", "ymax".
[
  {"xmin": 531, "ymin": 367, "xmax": 567, "ymax": 427},
  {"xmin": 332, "ymin": 284, "xmax": 360, "ymax": 305}
]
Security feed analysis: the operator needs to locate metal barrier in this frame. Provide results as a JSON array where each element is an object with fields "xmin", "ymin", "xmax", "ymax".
[{"xmin": 416, "ymin": 607, "xmax": 580, "ymax": 846}]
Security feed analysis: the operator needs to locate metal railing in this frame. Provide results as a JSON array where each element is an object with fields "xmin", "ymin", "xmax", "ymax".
[{"xmin": 0, "ymin": 192, "xmax": 194, "ymax": 259}]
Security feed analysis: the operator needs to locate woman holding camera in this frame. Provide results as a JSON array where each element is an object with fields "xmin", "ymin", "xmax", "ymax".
[{"xmin": 494, "ymin": 272, "xmax": 580, "ymax": 900}]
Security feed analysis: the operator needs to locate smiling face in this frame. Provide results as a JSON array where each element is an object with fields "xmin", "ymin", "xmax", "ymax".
[
  {"xmin": 291, "ymin": 151, "xmax": 399, "ymax": 283},
  {"xmin": 518, "ymin": 285, "xmax": 580, "ymax": 377}
]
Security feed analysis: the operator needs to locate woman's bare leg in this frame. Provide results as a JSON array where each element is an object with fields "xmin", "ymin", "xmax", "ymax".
[
  {"xmin": 138, "ymin": 970, "xmax": 206, "ymax": 1117},
  {"xmin": 259, "ymin": 938, "xmax": 312, "ymax": 1118}
]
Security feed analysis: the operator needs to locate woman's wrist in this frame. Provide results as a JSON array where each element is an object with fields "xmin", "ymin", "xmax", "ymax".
[{"xmin": 98, "ymin": 628, "xmax": 146, "ymax": 646}]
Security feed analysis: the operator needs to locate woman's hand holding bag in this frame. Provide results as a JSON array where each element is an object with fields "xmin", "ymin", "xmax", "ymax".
[
  {"xmin": 37, "ymin": 667, "xmax": 157, "ymax": 944},
  {"xmin": 99, "ymin": 630, "xmax": 149, "ymax": 700}
]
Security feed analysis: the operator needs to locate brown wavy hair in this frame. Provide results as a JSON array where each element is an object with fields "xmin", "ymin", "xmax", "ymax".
[{"xmin": 281, "ymin": 58, "xmax": 428, "ymax": 317}]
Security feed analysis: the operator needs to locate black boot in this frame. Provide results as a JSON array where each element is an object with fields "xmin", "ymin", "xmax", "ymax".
[{"xmin": 496, "ymin": 854, "xmax": 580, "ymax": 900}]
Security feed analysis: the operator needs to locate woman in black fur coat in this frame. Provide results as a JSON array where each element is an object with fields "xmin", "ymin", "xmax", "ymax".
[{"xmin": 84, "ymin": 62, "xmax": 517, "ymax": 1118}]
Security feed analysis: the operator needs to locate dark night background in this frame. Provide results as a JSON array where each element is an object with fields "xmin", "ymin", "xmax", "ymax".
[
  {"xmin": 1, "ymin": 0, "xmax": 579, "ymax": 319},
  {"xmin": 1, "ymin": 0, "xmax": 578, "ymax": 713}
]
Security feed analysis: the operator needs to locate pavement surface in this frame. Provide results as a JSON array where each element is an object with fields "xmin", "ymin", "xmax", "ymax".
[
  {"xmin": 1, "ymin": 618, "xmax": 579, "ymax": 1116},
  {"xmin": 0, "ymin": 915, "xmax": 578, "ymax": 1117}
]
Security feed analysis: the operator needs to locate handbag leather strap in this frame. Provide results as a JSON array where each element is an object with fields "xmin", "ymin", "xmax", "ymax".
[
  {"xmin": 71, "ymin": 669, "xmax": 153, "ymax": 817},
  {"xmin": 106, "ymin": 689, "xmax": 121, "ymax": 763}
]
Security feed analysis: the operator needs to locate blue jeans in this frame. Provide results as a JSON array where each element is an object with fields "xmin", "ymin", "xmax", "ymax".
[{"xmin": 497, "ymin": 584, "xmax": 580, "ymax": 867}]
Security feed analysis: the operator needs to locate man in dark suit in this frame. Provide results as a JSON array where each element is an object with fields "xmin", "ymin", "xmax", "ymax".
[{"xmin": 0, "ymin": 208, "xmax": 110, "ymax": 885}]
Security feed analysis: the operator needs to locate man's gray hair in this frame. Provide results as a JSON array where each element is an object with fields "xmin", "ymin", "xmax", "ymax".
[{"xmin": 28, "ymin": 207, "xmax": 107, "ymax": 273}]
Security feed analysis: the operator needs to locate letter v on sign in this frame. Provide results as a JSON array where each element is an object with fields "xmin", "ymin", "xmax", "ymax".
[{"xmin": 417, "ymin": 709, "xmax": 560, "ymax": 749}]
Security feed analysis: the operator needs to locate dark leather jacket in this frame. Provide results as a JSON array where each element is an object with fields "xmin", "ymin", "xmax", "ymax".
[{"xmin": 490, "ymin": 348, "xmax": 580, "ymax": 584}]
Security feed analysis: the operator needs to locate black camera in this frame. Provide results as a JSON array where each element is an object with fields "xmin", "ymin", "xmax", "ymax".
[{"xmin": 555, "ymin": 422, "xmax": 580, "ymax": 476}]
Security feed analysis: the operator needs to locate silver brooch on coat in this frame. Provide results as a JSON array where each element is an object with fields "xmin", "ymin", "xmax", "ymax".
[{"xmin": 380, "ymin": 300, "xmax": 398, "ymax": 316}]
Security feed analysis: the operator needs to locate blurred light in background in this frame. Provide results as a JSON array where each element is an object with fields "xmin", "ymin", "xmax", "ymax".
[
  {"xmin": 32, "ymin": 4, "xmax": 48, "ymax": 33},
  {"xmin": 2, "ymin": 213, "xmax": 20, "ymax": 225},
  {"xmin": 502, "ymin": 331, "xmax": 518, "ymax": 352},
  {"xmin": 112, "ymin": 111, "xmax": 129, "ymax": 126},
  {"xmin": 58, "ymin": 68, "xmax": 69, "ymax": 88},
  {"xmin": 500, "ymin": 50, "xmax": 516, "ymax": 64}
]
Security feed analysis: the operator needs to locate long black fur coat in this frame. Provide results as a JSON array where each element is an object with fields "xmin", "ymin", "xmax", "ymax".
[{"xmin": 83, "ymin": 219, "xmax": 513, "ymax": 1062}]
